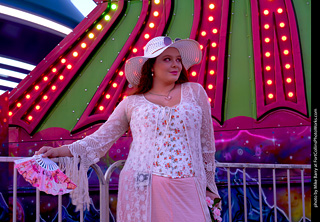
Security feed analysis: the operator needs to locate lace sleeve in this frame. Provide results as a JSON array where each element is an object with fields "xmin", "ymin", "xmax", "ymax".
[
  {"xmin": 197, "ymin": 84, "xmax": 219, "ymax": 196},
  {"xmin": 68, "ymin": 97, "xmax": 130, "ymax": 164},
  {"xmin": 62, "ymin": 97, "xmax": 130, "ymax": 211}
]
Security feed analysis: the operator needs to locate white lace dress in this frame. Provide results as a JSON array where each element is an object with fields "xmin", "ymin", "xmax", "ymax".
[{"xmin": 61, "ymin": 82, "xmax": 219, "ymax": 222}]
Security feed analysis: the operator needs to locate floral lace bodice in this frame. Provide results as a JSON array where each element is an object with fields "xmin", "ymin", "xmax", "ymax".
[
  {"xmin": 152, "ymin": 105, "xmax": 195, "ymax": 178},
  {"xmin": 63, "ymin": 82, "xmax": 219, "ymax": 222}
]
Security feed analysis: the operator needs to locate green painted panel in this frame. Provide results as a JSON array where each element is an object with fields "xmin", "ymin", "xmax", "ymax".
[
  {"xmin": 37, "ymin": 1, "xmax": 142, "ymax": 132},
  {"xmin": 165, "ymin": 0, "xmax": 194, "ymax": 39},
  {"xmin": 292, "ymin": 0, "xmax": 311, "ymax": 114},
  {"xmin": 224, "ymin": 0, "xmax": 256, "ymax": 121}
]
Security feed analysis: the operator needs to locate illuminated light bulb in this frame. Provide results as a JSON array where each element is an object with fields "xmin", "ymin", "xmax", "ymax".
[
  {"xmin": 73, "ymin": 51, "xmax": 79, "ymax": 57},
  {"xmin": 208, "ymin": 98, "xmax": 212, "ymax": 103},
  {"xmin": 265, "ymin": 37, "xmax": 270, "ymax": 43},
  {"xmin": 132, "ymin": 48, "xmax": 138, "ymax": 53},
  {"xmin": 200, "ymin": 45, "xmax": 204, "ymax": 50},
  {"xmin": 16, "ymin": 102, "xmax": 22, "ymax": 108},
  {"xmin": 208, "ymin": 84, "xmax": 214, "ymax": 90},
  {"xmin": 61, "ymin": 58, "xmax": 66, "ymax": 64},
  {"xmin": 210, "ymin": 56, "xmax": 216, "ymax": 61},
  {"xmin": 35, "ymin": 105, "xmax": 40, "ymax": 110},
  {"xmin": 279, "ymin": 22, "xmax": 285, "ymax": 28},
  {"xmin": 113, "ymin": 83, "xmax": 118, "ymax": 88},
  {"xmin": 267, "ymin": 80, "xmax": 273, "ymax": 85},
  {"xmin": 144, "ymin": 33, "xmax": 150, "ymax": 39},
  {"xmin": 123, "ymin": 95, "xmax": 127, "ymax": 99},
  {"xmin": 154, "ymin": 0, "xmax": 160, "ymax": 4},
  {"xmin": 209, "ymin": 70, "xmax": 215, "ymax": 75},
  {"xmin": 191, "ymin": 71, "xmax": 197, "ymax": 77},
  {"xmin": 153, "ymin": 11, "xmax": 159, "ymax": 17},
  {"xmin": 81, "ymin": 43, "xmax": 87, "ymax": 48},
  {"xmin": 96, "ymin": 24, "xmax": 102, "ymax": 30},
  {"xmin": 209, "ymin": 4, "xmax": 215, "ymax": 9},
  {"xmin": 265, "ymin": 52, "xmax": 271, "ymax": 57},
  {"xmin": 119, "ymin": 71, "xmax": 124, "ymax": 76},
  {"xmin": 27, "ymin": 115, "xmax": 33, "ymax": 121},
  {"xmin": 105, "ymin": 15, "xmax": 111, "ymax": 21},
  {"xmin": 286, "ymin": 78, "xmax": 292, "ymax": 83},
  {"xmin": 43, "ymin": 76, "xmax": 48, "ymax": 81},
  {"xmin": 59, "ymin": 75, "xmax": 64, "ymax": 80},
  {"xmin": 35, "ymin": 85, "xmax": 40, "ymax": 90},
  {"xmin": 201, "ymin": 31, "xmax": 206, "ymax": 36},
  {"xmin": 88, "ymin": 33, "xmax": 94, "ymax": 39},
  {"xmin": 52, "ymin": 68, "xmax": 57, "ymax": 73},
  {"xmin": 265, "ymin": 66, "xmax": 271, "ymax": 71},
  {"xmin": 212, "ymin": 28, "xmax": 218, "ymax": 34},
  {"xmin": 264, "ymin": 24, "xmax": 270, "ymax": 29},
  {"xmin": 105, "ymin": 94, "xmax": 111, "ymax": 99},
  {"xmin": 268, "ymin": 93, "xmax": 274, "ymax": 99},
  {"xmin": 43, "ymin": 95, "xmax": 48, "ymax": 100},
  {"xmin": 263, "ymin": 9, "xmax": 269, "ymax": 15},
  {"xmin": 51, "ymin": 85, "xmax": 57, "ymax": 91},
  {"xmin": 26, "ymin": 94, "xmax": 31, "ymax": 99},
  {"xmin": 283, "ymin": 49, "xmax": 289, "ymax": 55},
  {"xmin": 8, "ymin": 111, "xmax": 13, "ymax": 116},
  {"xmin": 277, "ymin": 8, "xmax": 283, "ymax": 13},
  {"xmin": 99, "ymin": 105, "xmax": 104, "ymax": 111},
  {"xmin": 285, "ymin": 64, "xmax": 291, "ymax": 69},
  {"xmin": 208, "ymin": 16, "xmax": 214, "ymax": 22},
  {"xmin": 149, "ymin": 23, "xmax": 155, "ymax": 28},
  {"xmin": 211, "ymin": 42, "xmax": 217, "ymax": 47},
  {"xmin": 111, "ymin": 4, "xmax": 117, "ymax": 10},
  {"xmin": 281, "ymin": 36, "xmax": 287, "ymax": 41},
  {"xmin": 67, "ymin": 64, "xmax": 72, "ymax": 69},
  {"xmin": 288, "ymin": 92, "xmax": 294, "ymax": 97}
]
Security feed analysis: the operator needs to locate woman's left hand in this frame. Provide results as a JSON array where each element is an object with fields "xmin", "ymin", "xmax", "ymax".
[{"xmin": 206, "ymin": 190, "xmax": 221, "ymax": 208}]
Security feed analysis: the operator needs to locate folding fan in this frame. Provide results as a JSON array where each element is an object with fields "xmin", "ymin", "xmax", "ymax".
[{"xmin": 14, "ymin": 155, "xmax": 77, "ymax": 195}]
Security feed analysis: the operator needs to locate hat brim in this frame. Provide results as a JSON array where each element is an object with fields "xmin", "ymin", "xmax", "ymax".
[{"xmin": 125, "ymin": 39, "xmax": 202, "ymax": 87}]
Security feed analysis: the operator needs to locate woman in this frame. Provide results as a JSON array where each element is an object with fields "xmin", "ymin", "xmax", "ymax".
[{"xmin": 36, "ymin": 36, "xmax": 220, "ymax": 222}]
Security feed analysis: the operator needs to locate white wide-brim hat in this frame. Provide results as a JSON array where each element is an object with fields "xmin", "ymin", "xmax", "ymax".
[{"xmin": 125, "ymin": 36, "xmax": 202, "ymax": 87}]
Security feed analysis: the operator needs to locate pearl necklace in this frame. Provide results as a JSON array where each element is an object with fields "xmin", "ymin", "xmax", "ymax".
[{"xmin": 148, "ymin": 84, "xmax": 176, "ymax": 100}]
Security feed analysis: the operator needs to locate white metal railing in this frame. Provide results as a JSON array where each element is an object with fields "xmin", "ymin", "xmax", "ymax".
[
  {"xmin": 0, "ymin": 157, "xmax": 311, "ymax": 222},
  {"xmin": 104, "ymin": 161, "xmax": 311, "ymax": 222},
  {"xmin": 217, "ymin": 163, "xmax": 311, "ymax": 222}
]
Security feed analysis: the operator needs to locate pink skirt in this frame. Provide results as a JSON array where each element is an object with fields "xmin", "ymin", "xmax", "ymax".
[{"xmin": 151, "ymin": 175, "xmax": 206, "ymax": 222}]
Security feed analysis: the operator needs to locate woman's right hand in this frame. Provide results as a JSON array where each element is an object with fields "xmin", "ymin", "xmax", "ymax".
[{"xmin": 35, "ymin": 145, "xmax": 73, "ymax": 158}]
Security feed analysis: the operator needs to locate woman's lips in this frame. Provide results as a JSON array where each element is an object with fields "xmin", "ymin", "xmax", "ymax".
[{"xmin": 170, "ymin": 71, "xmax": 178, "ymax": 75}]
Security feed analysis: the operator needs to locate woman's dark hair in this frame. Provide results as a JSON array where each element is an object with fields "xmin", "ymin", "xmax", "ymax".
[{"xmin": 131, "ymin": 58, "xmax": 189, "ymax": 95}]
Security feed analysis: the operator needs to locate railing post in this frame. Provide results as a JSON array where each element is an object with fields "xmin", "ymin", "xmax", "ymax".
[
  {"xmin": 227, "ymin": 167, "xmax": 232, "ymax": 222},
  {"xmin": 287, "ymin": 169, "xmax": 291, "ymax": 222},
  {"xmin": 36, "ymin": 188, "xmax": 40, "ymax": 222},
  {"xmin": 13, "ymin": 167, "xmax": 17, "ymax": 222},
  {"xmin": 58, "ymin": 195, "xmax": 62, "ymax": 222},
  {"xmin": 273, "ymin": 168, "xmax": 277, "ymax": 222},
  {"xmin": 243, "ymin": 168, "xmax": 247, "ymax": 222},
  {"xmin": 91, "ymin": 163, "xmax": 107, "ymax": 222},
  {"xmin": 258, "ymin": 168, "xmax": 263, "ymax": 222},
  {"xmin": 301, "ymin": 169, "xmax": 306, "ymax": 222},
  {"xmin": 58, "ymin": 162, "xmax": 62, "ymax": 222},
  {"xmin": 104, "ymin": 160, "xmax": 126, "ymax": 222}
]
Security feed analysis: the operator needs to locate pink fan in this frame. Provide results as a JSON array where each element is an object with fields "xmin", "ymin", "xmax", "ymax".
[{"xmin": 14, "ymin": 155, "xmax": 77, "ymax": 195}]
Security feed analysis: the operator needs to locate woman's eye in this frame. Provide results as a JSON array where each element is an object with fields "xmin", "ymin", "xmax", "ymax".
[
  {"xmin": 164, "ymin": 58, "xmax": 171, "ymax": 61},
  {"xmin": 177, "ymin": 58, "xmax": 182, "ymax": 63}
]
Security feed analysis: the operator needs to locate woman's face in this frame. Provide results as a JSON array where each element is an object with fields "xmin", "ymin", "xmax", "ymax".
[{"xmin": 152, "ymin": 47, "xmax": 182, "ymax": 85}]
